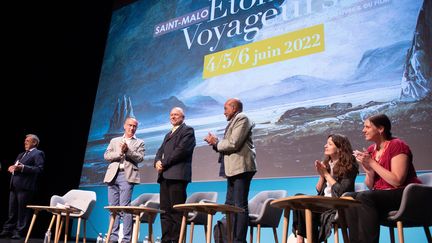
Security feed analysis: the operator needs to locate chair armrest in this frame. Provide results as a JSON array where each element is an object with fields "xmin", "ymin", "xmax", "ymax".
[
  {"xmin": 187, "ymin": 204, "xmax": 209, "ymax": 224},
  {"xmin": 199, "ymin": 199, "xmax": 216, "ymax": 203},
  {"xmin": 50, "ymin": 195, "xmax": 65, "ymax": 206},
  {"xmin": 250, "ymin": 198, "xmax": 284, "ymax": 227},
  {"xmin": 249, "ymin": 214, "xmax": 259, "ymax": 220},
  {"xmin": 387, "ymin": 184, "xmax": 432, "ymax": 225},
  {"xmin": 144, "ymin": 201, "xmax": 160, "ymax": 209},
  {"xmin": 341, "ymin": 192, "xmax": 355, "ymax": 198},
  {"xmin": 79, "ymin": 200, "xmax": 96, "ymax": 219},
  {"xmin": 388, "ymin": 210, "xmax": 397, "ymax": 217}
]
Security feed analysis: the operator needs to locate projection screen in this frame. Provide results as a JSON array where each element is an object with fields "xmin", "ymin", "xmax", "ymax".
[{"xmin": 80, "ymin": 0, "xmax": 432, "ymax": 186}]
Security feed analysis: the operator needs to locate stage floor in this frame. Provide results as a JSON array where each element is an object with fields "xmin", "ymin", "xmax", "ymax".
[{"xmin": 0, "ymin": 239, "xmax": 97, "ymax": 243}]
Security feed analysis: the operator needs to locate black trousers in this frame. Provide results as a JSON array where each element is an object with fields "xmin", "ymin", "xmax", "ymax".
[
  {"xmin": 225, "ymin": 171, "xmax": 255, "ymax": 243},
  {"xmin": 159, "ymin": 179, "xmax": 188, "ymax": 243},
  {"xmin": 344, "ymin": 188, "xmax": 404, "ymax": 243},
  {"xmin": 292, "ymin": 205, "xmax": 321, "ymax": 242},
  {"xmin": 3, "ymin": 188, "xmax": 34, "ymax": 236}
]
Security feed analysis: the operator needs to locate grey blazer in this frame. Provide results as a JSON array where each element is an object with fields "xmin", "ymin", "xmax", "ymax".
[
  {"xmin": 103, "ymin": 136, "xmax": 145, "ymax": 184},
  {"xmin": 217, "ymin": 112, "xmax": 257, "ymax": 177}
]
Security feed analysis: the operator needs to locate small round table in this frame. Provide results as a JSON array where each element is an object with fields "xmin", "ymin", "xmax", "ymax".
[
  {"xmin": 26, "ymin": 205, "xmax": 81, "ymax": 243},
  {"xmin": 270, "ymin": 195, "xmax": 361, "ymax": 243},
  {"xmin": 173, "ymin": 203, "xmax": 244, "ymax": 243},
  {"xmin": 105, "ymin": 206, "xmax": 164, "ymax": 243}
]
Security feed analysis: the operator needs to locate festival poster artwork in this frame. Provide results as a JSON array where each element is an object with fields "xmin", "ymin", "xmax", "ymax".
[{"xmin": 80, "ymin": 0, "xmax": 431, "ymax": 186}]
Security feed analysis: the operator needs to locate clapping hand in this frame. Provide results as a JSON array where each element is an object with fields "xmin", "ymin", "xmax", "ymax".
[
  {"xmin": 353, "ymin": 149, "xmax": 373, "ymax": 172},
  {"xmin": 8, "ymin": 162, "xmax": 23, "ymax": 174},
  {"xmin": 120, "ymin": 140, "xmax": 128, "ymax": 154},
  {"xmin": 314, "ymin": 160, "xmax": 328, "ymax": 177},
  {"xmin": 204, "ymin": 132, "xmax": 218, "ymax": 146}
]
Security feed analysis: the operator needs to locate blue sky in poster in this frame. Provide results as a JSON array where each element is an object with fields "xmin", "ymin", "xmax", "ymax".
[{"xmin": 89, "ymin": 0, "xmax": 421, "ymax": 137}]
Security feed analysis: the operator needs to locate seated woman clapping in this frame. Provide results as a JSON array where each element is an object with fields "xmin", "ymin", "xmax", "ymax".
[
  {"xmin": 292, "ymin": 134, "xmax": 359, "ymax": 243},
  {"xmin": 345, "ymin": 114, "xmax": 421, "ymax": 243}
]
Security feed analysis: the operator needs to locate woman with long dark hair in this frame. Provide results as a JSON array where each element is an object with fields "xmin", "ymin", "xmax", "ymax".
[{"xmin": 293, "ymin": 133, "xmax": 359, "ymax": 243}]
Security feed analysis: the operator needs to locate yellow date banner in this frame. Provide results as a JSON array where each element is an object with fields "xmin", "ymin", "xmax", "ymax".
[{"xmin": 203, "ymin": 24, "xmax": 325, "ymax": 79}]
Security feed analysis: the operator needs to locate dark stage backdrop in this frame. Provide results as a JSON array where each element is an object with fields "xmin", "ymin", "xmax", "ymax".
[
  {"xmin": 81, "ymin": 0, "xmax": 432, "ymax": 186},
  {"xmin": 0, "ymin": 0, "xmax": 114, "ymax": 237}
]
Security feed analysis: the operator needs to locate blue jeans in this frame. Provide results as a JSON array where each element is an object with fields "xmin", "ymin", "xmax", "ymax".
[
  {"xmin": 225, "ymin": 171, "xmax": 255, "ymax": 243},
  {"xmin": 108, "ymin": 171, "xmax": 134, "ymax": 242}
]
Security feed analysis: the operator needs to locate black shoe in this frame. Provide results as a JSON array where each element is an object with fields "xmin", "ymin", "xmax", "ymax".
[
  {"xmin": 0, "ymin": 231, "xmax": 11, "ymax": 238},
  {"xmin": 11, "ymin": 232, "xmax": 21, "ymax": 240}
]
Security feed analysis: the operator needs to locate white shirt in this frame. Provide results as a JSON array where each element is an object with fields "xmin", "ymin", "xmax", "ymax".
[
  {"xmin": 119, "ymin": 135, "xmax": 136, "ymax": 170},
  {"xmin": 324, "ymin": 160, "xmax": 337, "ymax": 197}
]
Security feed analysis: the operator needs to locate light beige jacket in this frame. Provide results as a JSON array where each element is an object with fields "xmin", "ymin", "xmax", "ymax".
[
  {"xmin": 217, "ymin": 112, "xmax": 257, "ymax": 177},
  {"xmin": 103, "ymin": 136, "xmax": 145, "ymax": 184}
]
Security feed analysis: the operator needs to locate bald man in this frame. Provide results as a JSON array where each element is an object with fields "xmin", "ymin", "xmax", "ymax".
[
  {"xmin": 205, "ymin": 98, "xmax": 257, "ymax": 243},
  {"xmin": 154, "ymin": 107, "xmax": 196, "ymax": 243}
]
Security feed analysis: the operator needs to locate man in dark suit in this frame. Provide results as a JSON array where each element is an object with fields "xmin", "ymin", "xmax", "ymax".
[
  {"xmin": 154, "ymin": 107, "xmax": 196, "ymax": 243},
  {"xmin": 0, "ymin": 134, "xmax": 45, "ymax": 240}
]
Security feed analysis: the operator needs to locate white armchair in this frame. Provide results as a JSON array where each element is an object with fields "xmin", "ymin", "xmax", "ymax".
[
  {"xmin": 248, "ymin": 190, "xmax": 287, "ymax": 243},
  {"xmin": 49, "ymin": 189, "xmax": 97, "ymax": 243}
]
